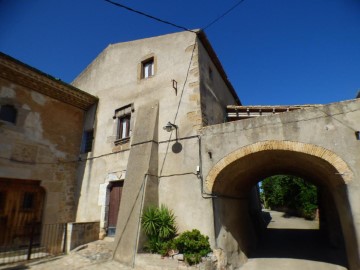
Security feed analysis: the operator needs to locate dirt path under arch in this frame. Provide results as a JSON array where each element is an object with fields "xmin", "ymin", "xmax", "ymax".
[{"xmin": 241, "ymin": 210, "xmax": 348, "ymax": 270}]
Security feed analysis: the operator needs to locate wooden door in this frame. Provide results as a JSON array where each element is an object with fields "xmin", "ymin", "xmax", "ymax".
[
  {"xmin": 0, "ymin": 178, "xmax": 44, "ymax": 247},
  {"xmin": 107, "ymin": 181, "xmax": 123, "ymax": 236}
]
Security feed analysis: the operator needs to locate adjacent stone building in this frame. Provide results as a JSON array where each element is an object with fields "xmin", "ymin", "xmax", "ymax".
[{"xmin": 0, "ymin": 52, "xmax": 97, "ymax": 247}]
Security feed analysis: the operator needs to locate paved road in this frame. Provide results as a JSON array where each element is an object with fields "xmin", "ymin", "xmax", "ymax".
[
  {"xmin": 241, "ymin": 210, "xmax": 348, "ymax": 270},
  {"xmin": 2, "ymin": 239, "xmax": 210, "ymax": 270},
  {"xmin": 2, "ymin": 210, "xmax": 348, "ymax": 270}
]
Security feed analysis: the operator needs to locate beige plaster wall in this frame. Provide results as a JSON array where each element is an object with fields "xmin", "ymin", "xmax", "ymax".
[
  {"xmin": 72, "ymin": 31, "xmax": 238, "ymax": 242},
  {"xmin": 197, "ymin": 38, "xmax": 239, "ymax": 126},
  {"xmin": 0, "ymin": 77, "xmax": 85, "ymax": 224},
  {"xmin": 201, "ymin": 99, "xmax": 360, "ymax": 269}
]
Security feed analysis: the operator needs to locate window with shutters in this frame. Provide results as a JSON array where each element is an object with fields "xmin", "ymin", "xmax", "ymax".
[{"xmin": 114, "ymin": 104, "xmax": 134, "ymax": 145}]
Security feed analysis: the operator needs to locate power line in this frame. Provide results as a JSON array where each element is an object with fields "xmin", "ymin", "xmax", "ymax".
[
  {"xmin": 3, "ymin": 106, "xmax": 356, "ymax": 166},
  {"xmin": 103, "ymin": 0, "xmax": 196, "ymax": 33},
  {"xmin": 202, "ymin": 0, "xmax": 246, "ymax": 30},
  {"xmin": 104, "ymin": 0, "xmax": 246, "ymax": 34}
]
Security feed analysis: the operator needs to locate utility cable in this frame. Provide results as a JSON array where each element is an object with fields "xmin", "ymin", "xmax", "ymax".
[
  {"xmin": 104, "ymin": 0, "xmax": 246, "ymax": 34},
  {"xmin": 104, "ymin": 0, "xmax": 196, "ymax": 33},
  {"xmin": 202, "ymin": 0, "xmax": 246, "ymax": 30},
  {"xmin": 159, "ymin": 38, "xmax": 197, "ymax": 176},
  {"xmin": 317, "ymin": 108, "xmax": 358, "ymax": 132},
  {"xmin": 173, "ymin": 39, "xmax": 197, "ymax": 124},
  {"xmin": 2, "ymin": 106, "xmax": 358, "ymax": 166}
]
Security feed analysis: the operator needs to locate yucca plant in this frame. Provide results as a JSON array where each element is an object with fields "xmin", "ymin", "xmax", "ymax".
[
  {"xmin": 157, "ymin": 204, "xmax": 177, "ymax": 239},
  {"xmin": 141, "ymin": 204, "xmax": 177, "ymax": 254},
  {"xmin": 142, "ymin": 205, "xmax": 160, "ymax": 237}
]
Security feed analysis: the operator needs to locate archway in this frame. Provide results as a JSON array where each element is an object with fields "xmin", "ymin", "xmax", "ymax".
[{"xmin": 206, "ymin": 141, "xmax": 359, "ymax": 270}]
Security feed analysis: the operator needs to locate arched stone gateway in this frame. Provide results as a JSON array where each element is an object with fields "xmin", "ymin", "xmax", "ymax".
[
  {"xmin": 206, "ymin": 140, "xmax": 353, "ymax": 191},
  {"xmin": 204, "ymin": 141, "xmax": 359, "ymax": 270}
]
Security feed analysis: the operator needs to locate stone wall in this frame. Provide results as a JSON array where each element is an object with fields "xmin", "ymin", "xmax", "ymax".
[
  {"xmin": 0, "ymin": 77, "xmax": 86, "ymax": 224},
  {"xmin": 66, "ymin": 222, "xmax": 100, "ymax": 252},
  {"xmin": 201, "ymin": 99, "xmax": 360, "ymax": 270}
]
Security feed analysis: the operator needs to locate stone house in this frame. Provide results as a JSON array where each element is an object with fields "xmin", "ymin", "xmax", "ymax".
[
  {"xmin": 71, "ymin": 30, "xmax": 241, "ymax": 261},
  {"xmin": 2, "ymin": 30, "xmax": 359, "ymax": 269},
  {"xmin": 0, "ymin": 52, "xmax": 97, "ymax": 248}
]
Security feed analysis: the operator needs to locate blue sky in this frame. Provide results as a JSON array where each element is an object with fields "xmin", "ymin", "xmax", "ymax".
[{"xmin": 1, "ymin": 0, "xmax": 360, "ymax": 105}]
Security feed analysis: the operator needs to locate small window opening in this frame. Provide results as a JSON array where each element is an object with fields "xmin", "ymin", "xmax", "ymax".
[
  {"xmin": 0, "ymin": 191, "xmax": 5, "ymax": 212},
  {"xmin": 209, "ymin": 67, "xmax": 213, "ymax": 81},
  {"xmin": 0, "ymin": 104, "xmax": 17, "ymax": 124},
  {"xmin": 113, "ymin": 104, "xmax": 133, "ymax": 145},
  {"xmin": 83, "ymin": 130, "xmax": 94, "ymax": 153},
  {"xmin": 142, "ymin": 58, "xmax": 154, "ymax": 79},
  {"xmin": 118, "ymin": 115, "xmax": 131, "ymax": 140},
  {"xmin": 22, "ymin": 192, "xmax": 35, "ymax": 211}
]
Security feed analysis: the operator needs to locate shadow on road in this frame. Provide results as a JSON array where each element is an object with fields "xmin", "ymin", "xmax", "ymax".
[{"xmin": 250, "ymin": 211, "xmax": 348, "ymax": 268}]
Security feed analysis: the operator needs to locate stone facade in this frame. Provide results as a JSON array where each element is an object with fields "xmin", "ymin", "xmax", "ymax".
[
  {"xmin": 0, "ymin": 53, "xmax": 97, "ymax": 226},
  {"xmin": 3, "ymin": 30, "xmax": 360, "ymax": 270},
  {"xmin": 200, "ymin": 99, "xmax": 360, "ymax": 269},
  {"xmin": 72, "ymin": 30, "xmax": 239, "ymax": 247}
]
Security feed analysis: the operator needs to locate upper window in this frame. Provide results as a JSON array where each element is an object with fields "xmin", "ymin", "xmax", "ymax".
[
  {"xmin": 114, "ymin": 104, "xmax": 134, "ymax": 145},
  {"xmin": 82, "ymin": 129, "xmax": 94, "ymax": 153},
  {"xmin": 142, "ymin": 58, "xmax": 154, "ymax": 79},
  {"xmin": 0, "ymin": 104, "xmax": 17, "ymax": 124},
  {"xmin": 118, "ymin": 115, "xmax": 130, "ymax": 140}
]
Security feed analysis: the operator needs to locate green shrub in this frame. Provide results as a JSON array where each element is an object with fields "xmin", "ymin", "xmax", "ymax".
[
  {"xmin": 141, "ymin": 204, "xmax": 177, "ymax": 254},
  {"xmin": 174, "ymin": 229, "xmax": 211, "ymax": 265}
]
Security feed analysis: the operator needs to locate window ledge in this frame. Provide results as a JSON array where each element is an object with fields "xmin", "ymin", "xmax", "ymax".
[
  {"xmin": 141, "ymin": 75, "xmax": 155, "ymax": 81},
  {"xmin": 114, "ymin": 137, "xmax": 130, "ymax": 146}
]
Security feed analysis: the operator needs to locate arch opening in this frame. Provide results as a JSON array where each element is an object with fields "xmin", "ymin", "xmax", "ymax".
[{"xmin": 208, "ymin": 142, "xmax": 358, "ymax": 270}]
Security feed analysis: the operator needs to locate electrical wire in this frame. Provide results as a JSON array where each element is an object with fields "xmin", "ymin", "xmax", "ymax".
[
  {"xmin": 317, "ymin": 108, "xmax": 357, "ymax": 132},
  {"xmin": 104, "ymin": 0, "xmax": 246, "ymax": 34},
  {"xmin": 159, "ymin": 39, "xmax": 197, "ymax": 176},
  {"xmin": 173, "ymin": 39, "xmax": 197, "ymax": 124},
  {"xmin": 1, "ymin": 106, "xmax": 358, "ymax": 166},
  {"xmin": 104, "ymin": 0, "xmax": 196, "ymax": 33},
  {"xmin": 202, "ymin": 0, "xmax": 246, "ymax": 30}
]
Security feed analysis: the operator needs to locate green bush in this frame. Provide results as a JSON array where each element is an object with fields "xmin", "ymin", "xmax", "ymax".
[
  {"xmin": 173, "ymin": 229, "xmax": 211, "ymax": 265},
  {"xmin": 141, "ymin": 204, "xmax": 177, "ymax": 254},
  {"xmin": 141, "ymin": 207, "xmax": 211, "ymax": 264}
]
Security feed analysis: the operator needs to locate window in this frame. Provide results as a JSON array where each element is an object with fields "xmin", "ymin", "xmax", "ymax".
[
  {"xmin": 82, "ymin": 129, "xmax": 94, "ymax": 153},
  {"xmin": 0, "ymin": 191, "xmax": 5, "ymax": 213},
  {"xmin": 22, "ymin": 192, "xmax": 35, "ymax": 211},
  {"xmin": 142, "ymin": 58, "xmax": 154, "ymax": 79},
  {"xmin": 209, "ymin": 67, "xmax": 213, "ymax": 81},
  {"xmin": 114, "ymin": 104, "xmax": 134, "ymax": 144},
  {"xmin": 0, "ymin": 104, "xmax": 17, "ymax": 124},
  {"xmin": 118, "ymin": 115, "xmax": 130, "ymax": 140}
]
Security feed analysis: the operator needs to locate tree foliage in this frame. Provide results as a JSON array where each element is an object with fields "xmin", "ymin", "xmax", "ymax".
[{"xmin": 261, "ymin": 175, "xmax": 317, "ymax": 220}]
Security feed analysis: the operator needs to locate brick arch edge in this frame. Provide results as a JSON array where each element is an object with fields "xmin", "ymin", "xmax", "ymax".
[{"xmin": 205, "ymin": 140, "xmax": 353, "ymax": 192}]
